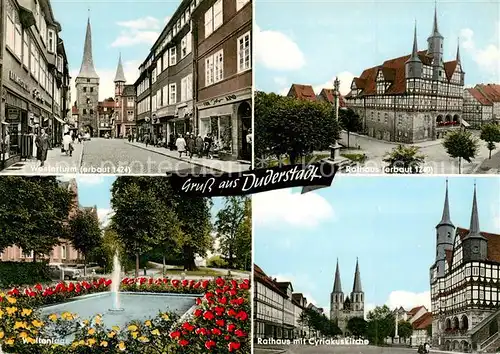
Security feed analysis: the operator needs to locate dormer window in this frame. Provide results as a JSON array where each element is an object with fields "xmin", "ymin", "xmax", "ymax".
[{"xmin": 48, "ymin": 30, "xmax": 56, "ymax": 53}]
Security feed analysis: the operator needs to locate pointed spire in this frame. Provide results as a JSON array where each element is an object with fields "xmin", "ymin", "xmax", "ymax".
[
  {"xmin": 437, "ymin": 178, "xmax": 454, "ymax": 227},
  {"xmin": 114, "ymin": 53, "xmax": 126, "ymax": 83},
  {"xmin": 408, "ymin": 21, "xmax": 421, "ymax": 63},
  {"xmin": 456, "ymin": 39, "xmax": 461, "ymax": 62},
  {"xmin": 467, "ymin": 181, "xmax": 483, "ymax": 238},
  {"xmin": 430, "ymin": 1, "xmax": 443, "ymax": 38},
  {"xmin": 352, "ymin": 258, "xmax": 362, "ymax": 293},
  {"xmin": 77, "ymin": 16, "xmax": 99, "ymax": 79},
  {"xmin": 333, "ymin": 258, "xmax": 342, "ymax": 293}
]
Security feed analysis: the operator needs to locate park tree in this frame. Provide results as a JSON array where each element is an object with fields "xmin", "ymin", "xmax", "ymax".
[
  {"xmin": 254, "ymin": 91, "xmax": 340, "ymax": 166},
  {"xmin": 396, "ymin": 321, "xmax": 414, "ymax": 341},
  {"xmin": 366, "ymin": 305, "xmax": 395, "ymax": 345},
  {"xmin": 111, "ymin": 180, "xmax": 181, "ymax": 277},
  {"xmin": 339, "ymin": 108, "xmax": 363, "ymax": 148},
  {"xmin": 215, "ymin": 196, "xmax": 251, "ymax": 270},
  {"xmin": 347, "ymin": 317, "xmax": 368, "ymax": 337},
  {"xmin": 69, "ymin": 208, "xmax": 102, "ymax": 276},
  {"xmin": 443, "ymin": 130, "xmax": 479, "ymax": 174},
  {"xmin": 480, "ymin": 123, "xmax": 500, "ymax": 159},
  {"xmin": 0, "ymin": 176, "xmax": 73, "ymax": 261},
  {"xmin": 383, "ymin": 145, "xmax": 425, "ymax": 174}
]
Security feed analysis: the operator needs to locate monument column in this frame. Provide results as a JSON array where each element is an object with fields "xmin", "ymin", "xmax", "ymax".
[{"xmin": 394, "ymin": 312, "xmax": 399, "ymax": 343}]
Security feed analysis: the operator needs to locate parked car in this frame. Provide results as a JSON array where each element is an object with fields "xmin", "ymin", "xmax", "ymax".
[{"xmin": 48, "ymin": 263, "xmax": 82, "ymax": 280}]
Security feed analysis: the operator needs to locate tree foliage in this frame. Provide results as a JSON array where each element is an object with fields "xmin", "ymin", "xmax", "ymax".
[
  {"xmin": 0, "ymin": 177, "xmax": 73, "ymax": 260},
  {"xmin": 215, "ymin": 196, "xmax": 251, "ymax": 270},
  {"xmin": 397, "ymin": 321, "xmax": 413, "ymax": 339},
  {"xmin": 254, "ymin": 91, "xmax": 340, "ymax": 165},
  {"xmin": 347, "ymin": 317, "xmax": 368, "ymax": 337},
  {"xmin": 480, "ymin": 123, "xmax": 500, "ymax": 159},
  {"xmin": 383, "ymin": 145, "xmax": 425, "ymax": 174},
  {"xmin": 365, "ymin": 305, "xmax": 395, "ymax": 345},
  {"xmin": 339, "ymin": 108, "xmax": 363, "ymax": 147},
  {"xmin": 69, "ymin": 208, "xmax": 102, "ymax": 274},
  {"xmin": 299, "ymin": 308, "xmax": 342, "ymax": 337},
  {"xmin": 443, "ymin": 130, "xmax": 479, "ymax": 174}
]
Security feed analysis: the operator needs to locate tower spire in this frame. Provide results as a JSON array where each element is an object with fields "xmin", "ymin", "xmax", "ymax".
[
  {"xmin": 467, "ymin": 180, "xmax": 482, "ymax": 237},
  {"xmin": 437, "ymin": 178, "xmax": 454, "ymax": 227},
  {"xmin": 456, "ymin": 38, "xmax": 461, "ymax": 62},
  {"xmin": 114, "ymin": 53, "xmax": 126, "ymax": 83},
  {"xmin": 352, "ymin": 258, "xmax": 362, "ymax": 292},
  {"xmin": 409, "ymin": 21, "xmax": 421, "ymax": 62},
  {"xmin": 432, "ymin": 1, "xmax": 442, "ymax": 37},
  {"xmin": 333, "ymin": 258, "xmax": 342, "ymax": 293},
  {"xmin": 77, "ymin": 15, "xmax": 99, "ymax": 79}
]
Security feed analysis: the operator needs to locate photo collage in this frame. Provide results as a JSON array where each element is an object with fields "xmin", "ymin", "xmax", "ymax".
[{"xmin": 0, "ymin": 0, "xmax": 498, "ymax": 353}]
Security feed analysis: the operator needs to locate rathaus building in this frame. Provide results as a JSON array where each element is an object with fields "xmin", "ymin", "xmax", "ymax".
[
  {"xmin": 431, "ymin": 181, "xmax": 500, "ymax": 352},
  {"xmin": 345, "ymin": 6, "xmax": 465, "ymax": 143},
  {"xmin": 330, "ymin": 259, "xmax": 365, "ymax": 334}
]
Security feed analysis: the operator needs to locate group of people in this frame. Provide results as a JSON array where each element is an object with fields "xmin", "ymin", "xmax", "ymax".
[
  {"xmin": 175, "ymin": 133, "xmax": 216, "ymax": 159},
  {"xmin": 35, "ymin": 129, "xmax": 88, "ymax": 167}
]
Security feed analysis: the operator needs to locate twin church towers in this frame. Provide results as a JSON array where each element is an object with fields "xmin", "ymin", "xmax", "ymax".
[{"xmin": 330, "ymin": 259, "xmax": 365, "ymax": 334}]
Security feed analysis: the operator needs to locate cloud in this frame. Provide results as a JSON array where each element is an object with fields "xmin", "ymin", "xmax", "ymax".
[
  {"xmin": 253, "ymin": 188, "xmax": 334, "ymax": 228},
  {"xmin": 76, "ymin": 175, "xmax": 104, "ymax": 185},
  {"xmin": 111, "ymin": 16, "xmax": 162, "ymax": 48},
  {"xmin": 460, "ymin": 26, "xmax": 500, "ymax": 79},
  {"xmin": 273, "ymin": 77, "xmax": 288, "ymax": 87},
  {"xmin": 255, "ymin": 25, "xmax": 306, "ymax": 71},
  {"xmin": 97, "ymin": 208, "xmax": 114, "ymax": 228},
  {"xmin": 385, "ymin": 290, "xmax": 431, "ymax": 312},
  {"xmin": 70, "ymin": 59, "xmax": 141, "ymax": 102},
  {"xmin": 164, "ymin": 16, "xmax": 172, "ymax": 24},
  {"xmin": 313, "ymin": 71, "xmax": 355, "ymax": 96}
]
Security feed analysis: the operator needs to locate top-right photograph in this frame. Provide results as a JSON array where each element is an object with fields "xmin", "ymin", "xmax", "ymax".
[{"xmin": 254, "ymin": 0, "xmax": 500, "ymax": 175}]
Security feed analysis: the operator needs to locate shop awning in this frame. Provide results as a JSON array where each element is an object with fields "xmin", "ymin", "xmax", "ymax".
[
  {"xmin": 461, "ymin": 119, "xmax": 471, "ymax": 128},
  {"xmin": 54, "ymin": 116, "xmax": 65, "ymax": 124}
]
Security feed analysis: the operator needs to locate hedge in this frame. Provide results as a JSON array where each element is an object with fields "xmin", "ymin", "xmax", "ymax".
[{"xmin": 0, "ymin": 261, "xmax": 51, "ymax": 288}]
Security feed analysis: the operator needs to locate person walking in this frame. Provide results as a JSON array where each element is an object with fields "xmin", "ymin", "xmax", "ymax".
[
  {"xmin": 204, "ymin": 133, "xmax": 213, "ymax": 158},
  {"xmin": 62, "ymin": 132, "xmax": 73, "ymax": 156},
  {"xmin": 186, "ymin": 133, "xmax": 195, "ymax": 159},
  {"xmin": 35, "ymin": 128, "xmax": 49, "ymax": 167},
  {"xmin": 145, "ymin": 134, "xmax": 150, "ymax": 147},
  {"xmin": 176, "ymin": 134, "xmax": 186, "ymax": 157},
  {"xmin": 195, "ymin": 135, "xmax": 204, "ymax": 158}
]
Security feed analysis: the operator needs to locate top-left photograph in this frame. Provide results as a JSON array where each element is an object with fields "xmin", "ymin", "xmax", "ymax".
[{"xmin": 0, "ymin": 0, "xmax": 252, "ymax": 175}]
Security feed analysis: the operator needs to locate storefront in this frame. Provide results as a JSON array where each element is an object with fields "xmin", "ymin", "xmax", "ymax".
[
  {"xmin": 2, "ymin": 91, "xmax": 28, "ymax": 168},
  {"xmin": 197, "ymin": 92, "xmax": 251, "ymax": 161}
]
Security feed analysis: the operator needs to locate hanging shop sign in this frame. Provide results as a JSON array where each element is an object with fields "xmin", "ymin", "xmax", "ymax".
[
  {"xmin": 6, "ymin": 108, "xmax": 20, "ymax": 121},
  {"xmin": 9, "ymin": 71, "xmax": 30, "ymax": 93}
]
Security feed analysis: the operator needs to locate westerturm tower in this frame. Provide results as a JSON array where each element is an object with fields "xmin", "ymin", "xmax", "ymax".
[{"xmin": 75, "ymin": 16, "xmax": 99, "ymax": 136}]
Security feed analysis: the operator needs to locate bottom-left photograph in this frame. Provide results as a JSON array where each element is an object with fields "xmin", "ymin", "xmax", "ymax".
[{"xmin": 0, "ymin": 176, "xmax": 251, "ymax": 354}]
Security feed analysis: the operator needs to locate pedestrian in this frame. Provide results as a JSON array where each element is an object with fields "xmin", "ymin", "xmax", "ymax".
[
  {"xmin": 175, "ymin": 134, "xmax": 186, "ymax": 158},
  {"xmin": 204, "ymin": 133, "xmax": 213, "ymax": 158},
  {"xmin": 145, "ymin": 134, "xmax": 150, "ymax": 147},
  {"xmin": 424, "ymin": 342, "xmax": 430, "ymax": 353},
  {"xmin": 195, "ymin": 134, "xmax": 204, "ymax": 158},
  {"xmin": 246, "ymin": 128, "xmax": 252, "ymax": 160},
  {"xmin": 63, "ymin": 132, "xmax": 73, "ymax": 156},
  {"xmin": 187, "ymin": 133, "xmax": 195, "ymax": 159},
  {"xmin": 35, "ymin": 128, "xmax": 49, "ymax": 167},
  {"xmin": 169, "ymin": 133, "xmax": 175, "ymax": 150}
]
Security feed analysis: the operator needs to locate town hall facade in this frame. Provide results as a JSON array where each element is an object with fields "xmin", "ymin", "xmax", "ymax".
[
  {"xmin": 345, "ymin": 6, "xmax": 465, "ymax": 143},
  {"xmin": 431, "ymin": 181, "xmax": 500, "ymax": 352}
]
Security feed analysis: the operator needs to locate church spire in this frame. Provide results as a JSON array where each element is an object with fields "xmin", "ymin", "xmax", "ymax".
[
  {"xmin": 431, "ymin": 1, "xmax": 442, "ymax": 38},
  {"xmin": 77, "ymin": 16, "xmax": 99, "ymax": 79},
  {"xmin": 333, "ymin": 259, "xmax": 342, "ymax": 293},
  {"xmin": 466, "ymin": 181, "xmax": 484, "ymax": 238},
  {"xmin": 456, "ymin": 39, "xmax": 461, "ymax": 63},
  {"xmin": 352, "ymin": 258, "xmax": 362, "ymax": 293},
  {"xmin": 114, "ymin": 53, "xmax": 126, "ymax": 83},
  {"xmin": 437, "ymin": 178, "xmax": 454, "ymax": 227}
]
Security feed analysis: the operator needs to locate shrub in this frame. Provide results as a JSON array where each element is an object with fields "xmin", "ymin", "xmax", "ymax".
[
  {"xmin": 0, "ymin": 262, "xmax": 51, "ymax": 288},
  {"xmin": 206, "ymin": 256, "xmax": 228, "ymax": 268}
]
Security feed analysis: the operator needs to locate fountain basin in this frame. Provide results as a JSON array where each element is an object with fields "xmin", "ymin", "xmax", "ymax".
[{"xmin": 40, "ymin": 292, "xmax": 201, "ymax": 330}]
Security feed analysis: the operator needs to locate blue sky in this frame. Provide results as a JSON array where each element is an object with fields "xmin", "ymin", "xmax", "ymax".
[
  {"xmin": 255, "ymin": 0, "xmax": 500, "ymax": 96},
  {"xmin": 50, "ymin": 0, "xmax": 181, "ymax": 101},
  {"xmin": 253, "ymin": 176, "xmax": 500, "ymax": 317},
  {"xmin": 59, "ymin": 176, "xmax": 224, "ymax": 225}
]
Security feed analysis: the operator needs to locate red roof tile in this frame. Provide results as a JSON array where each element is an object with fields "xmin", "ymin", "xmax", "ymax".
[
  {"xmin": 413, "ymin": 312, "xmax": 432, "ymax": 330},
  {"xmin": 318, "ymin": 88, "xmax": 347, "ymax": 107},
  {"xmin": 288, "ymin": 84, "xmax": 317, "ymax": 101},
  {"xmin": 467, "ymin": 88, "xmax": 492, "ymax": 106},
  {"xmin": 254, "ymin": 264, "xmax": 287, "ymax": 297},
  {"xmin": 444, "ymin": 60, "xmax": 458, "ymax": 81},
  {"xmin": 456, "ymin": 228, "xmax": 500, "ymax": 263},
  {"xmin": 408, "ymin": 305, "xmax": 425, "ymax": 316},
  {"xmin": 477, "ymin": 84, "xmax": 500, "ymax": 103}
]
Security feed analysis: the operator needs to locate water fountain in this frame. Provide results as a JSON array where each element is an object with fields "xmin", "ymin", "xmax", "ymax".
[{"xmin": 109, "ymin": 251, "xmax": 124, "ymax": 312}]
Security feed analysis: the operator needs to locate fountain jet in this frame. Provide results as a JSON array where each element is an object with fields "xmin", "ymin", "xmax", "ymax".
[{"xmin": 109, "ymin": 251, "xmax": 124, "ymax": 312}]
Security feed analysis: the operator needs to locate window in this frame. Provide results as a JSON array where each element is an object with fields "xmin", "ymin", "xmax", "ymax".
[
  {"xmin": 83, "ymin": 87, "xmax": 87, "ymax": 92},
  {"xmin": 40, "ymin": 16, "xmax": 47, "ymax": 44},
  {"xmin": 157, "ymin": 90, "xmax": 162, "ymax": 108},
  {"xmin": 61, "ymin": 245, "xmax": 67, "ymax": 260},
  {"xmin": 181, "ymin": 74, "xmax": 193, "ymax": 102},
  {"xmin": 152, "ymin": 93, "xmax": 157, "ymax": 112},
  {"xmin": 127, "ymin": 110, "xmax": 134, "ymax": 121},
  {"xmin": 204, "ymin": 0, "xmax": 223, "ymax": 38},
  {"xmin": 236, "ymin": 0, "xmax": 250, "ymax": 11},
  {"xmin": 169, "ymin": 47, "xmax": 177, "ymax": 66},
  {"xmin": 90, "ymin": 87, "xmax": 94, "ymax": 93},
  {"xmin": 23, "ymin": 31, "xmax": 29, "ymax": 68},
  {"xmin": 152, "ymin": 68, "xmax": 157, "ymax": 84},
  {"xmin": 127, "ymin": 97, "xmax": 134, "ymax": 108},
  {"xmin": 162, "ymin": 85, "xmax": 168, "ymax": 106},
  {"xmin": 162, "ymin": 51, "xmax": 169, "ymax": 71},
  {"xmin": 90, "ymin": 109, "xmax": 94, "ymax": 115},
  {"xmin": 205, "ymin": 50, "xmax": 223, "ymax": 86},
  {"xmin": 156, "ymin": 59, "xmax": 161, "ymax": 75},
  {"xmin": 237, "ymin": 31, "xmax": 251, "ymax": 72},
  {"xmin": 181, "ymin": 32, "xmax": 192, "ymax": 59},
  {"xmin": 48, "ymin": 30, "xmax": 56, "ymax": 53},
  {"xmin": 169, "ymin": 83, "xmax": 177, "ymax": 105},
  {"xmin": 57, "ymin": 55, "xmax": 63, "ymax": 72},
  {"xmin": 6, "ymin": 7, "xmax": 22, "ymax": 59}
]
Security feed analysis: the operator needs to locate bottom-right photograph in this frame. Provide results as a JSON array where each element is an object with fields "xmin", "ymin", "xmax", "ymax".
[{"xmin": 252, "ymin": 176, "xmax": 500, "ymax": 354}]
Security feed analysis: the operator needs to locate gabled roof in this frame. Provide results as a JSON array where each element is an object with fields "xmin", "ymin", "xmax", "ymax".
[
  {"xmin": 476, "ymin": 84, "xmax": 500, "ymax": 103},
  {"xmin": 456, "ymin": 227, "xmax": 500, "ymax": 263},
  {"xmin": 408, "ymin": 305, "xmax": 426, "ymax": 316},
  {"xmin": 412, "ymin": 312, "xmax": 432, "ymax": 330},
  {"xmin": 254, "ymin": 264, "xmax": 287, "ymax": 297},
  {"xmin": 287, "ymin": 84, "xmax": 317, "ymax": 101},
  {"xmin": 444, "ymin": 60, "xmax": 459, "ymax": 81},
  {"xmin": 467, "ymin": 88, "xmax": 492, "ymax": 106},
  {"xmin": 318, "ymin": 88, "xmax": 346, "ymax": 107}
]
